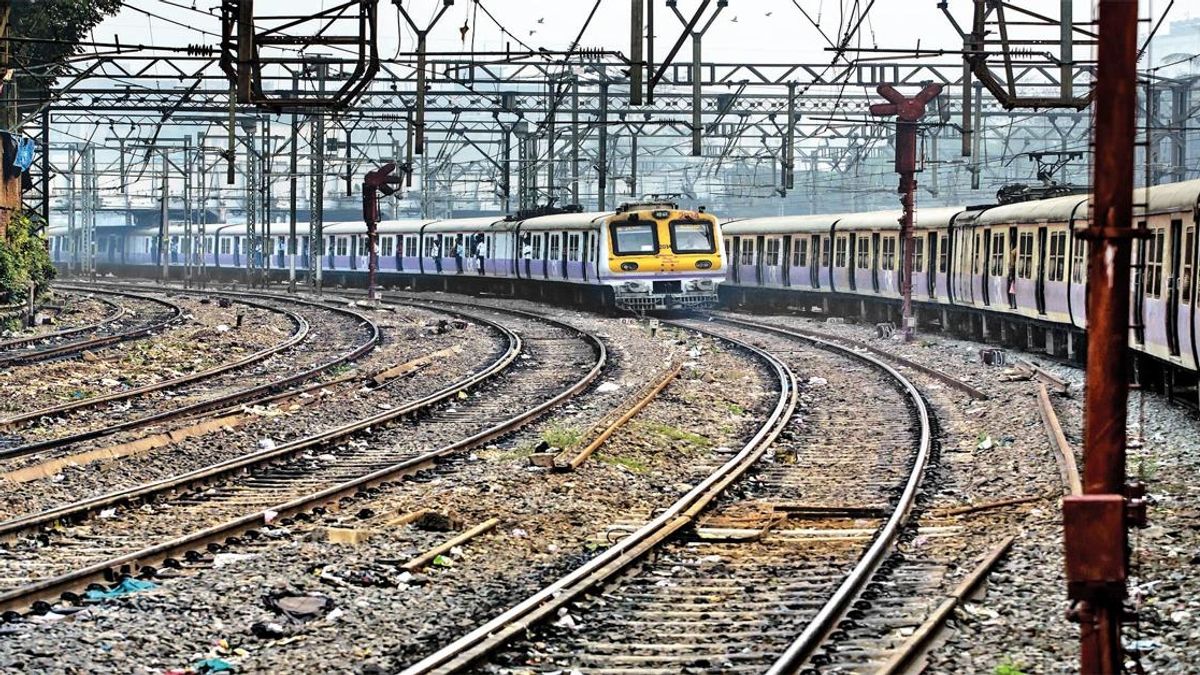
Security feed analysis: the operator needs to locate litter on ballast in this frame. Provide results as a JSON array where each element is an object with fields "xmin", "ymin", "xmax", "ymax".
[
  {"xmin": 84, "ymin": 577, "xmax": 157, "ymax": 600},
  {"xmin": 596, "ymin": 382, "xmax": 621, "ymax": 393}
]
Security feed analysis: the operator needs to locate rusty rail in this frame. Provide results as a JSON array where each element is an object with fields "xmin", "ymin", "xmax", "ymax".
[
  {"xmin": 557, "ymin": 360, "xmax": 683, "ymax": 470},
  {"xmin": 1037, "ymin": 382, "xmax": 1083, "ymax": 496},
  {"xmin": 876, "ymin": 536, "xmax": 1017, "ymax": 675}
]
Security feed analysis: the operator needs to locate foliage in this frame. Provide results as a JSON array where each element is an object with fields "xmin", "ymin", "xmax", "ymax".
[
  {"xmin": 542, "ymin": 424, "xmax": 582, "ymax": 450},
  {"xmin": 8, "ymin": 0, "xmax": 124, "ymax": 113},
  {"xmin": 994, "ymin": 658, "xmax": 1026, "ymax": 675},
  {"xmin": 0, "ymin": 211, "xmax": 55, "ymax": 303}
]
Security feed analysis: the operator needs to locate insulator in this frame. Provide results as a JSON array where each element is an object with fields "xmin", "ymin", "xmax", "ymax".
[{"xmin": 186, "ymin": 44, "xmax": 215, "ymax": 57}]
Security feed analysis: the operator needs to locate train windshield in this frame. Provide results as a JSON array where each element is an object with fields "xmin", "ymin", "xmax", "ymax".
[
  {"xmin": 669, "ymin": 220, "xmax": 716, "ymax": 254},
  {"xmin": 611, "ymin": 223, "xmax": 658, "ymax": 255}
]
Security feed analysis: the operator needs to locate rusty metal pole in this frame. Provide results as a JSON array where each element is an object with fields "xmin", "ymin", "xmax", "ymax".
[
  {"xmin": 869, "ymin": 83, "xmax": 943, "ymax": 342},
  {"xmin": 1062, "ymin": 2, "xmax": 1142, "ymax": 673}
]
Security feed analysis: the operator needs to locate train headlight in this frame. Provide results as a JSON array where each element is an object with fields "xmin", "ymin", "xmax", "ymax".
[
  {"xmin": 620, "ymin": 262, "xmax": 639, "ymax": 271},
  {"xmin": 622, "ymin": 281, "xmax": 650, "ymax": 293},
  {"xmin": 695, "ymin": 259, "xmax": 712, "ymax": 269}
]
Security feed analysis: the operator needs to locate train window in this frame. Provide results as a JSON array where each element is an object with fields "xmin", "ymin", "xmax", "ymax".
[
  {"xmin": 567, "ymin": 234, "xmax": 580, "ymax": 261},
  {"xmin": 334, "ymin": 237, "xmax": 346, "ymax": 256},
  {"xmin": 938, "ymin": 235, "xmax": 948, "ymax": 273},
  {"xmin": 821, "ymin": 237, "xmax": 830, "ymax": 267},
  {"xmin": 724, "ymin": 239, "xmax": 732, "ymax": 263},
  {"xmin": 610, "ymin": 222, "xmax": 657, "ymax": 255},
  {"xmin": 914, "ymin": 239, "xmax": 925, "ymax": 272},
  {"xmin": 549, "ymin": 234, "xmax": 561, "ymax": 261},
  {"xmin": 532, "ymin": 234, "xmax": 544, "ymax": 259},
  {"xmin": 1145, "ymin": 228, "xmax": 1165, "ymax": 298},
  {"xmin": 219, "ymin": 238, "xmax": 230, "ymax": 255},
  {"xmin": 669, "ymin": 220, "xmax": 716, "ymax": 254},
  {"xmin": 381, "ymin": 236, "xmax": 395, "ymax": 257},
  {"xmin": 740, "ymin": 239, "xmax": 756, "ymax": 266},
  {"xmin": 989, "ymin": 233, "xmax": 1005, "ymax": 276},
  {"xmin": 1183, "ymin": 225, "xmax": 1195, "ymax": 301},
  {"xmin": 792, "ymin": 237, "xmax": 808, "ymax": 267},
  {"xmin": 404, "ymin": 236, "xmax": 417, "ymax": 257},
  {"xmin": 1048, "ymin": 231, "xmax": 1067, "ymax": 282},
  {"xmin": 1017, "ymin": 232, "xmax": 1034, "ymax": 279},
  {"xmin": 766, "ymin": 238, "xmax": 781, "ymax": 266},
  {"xmin": 834, "ymin": 236, "xmax": 847, "ymax": 268},
  {"xmin": 855, "ymin": 237, "xmax": 870, "ymax": 269},
  {"xmin": 1071, "ymin": 239, "xmax": 1087, "ymax": 283},
  {"xmin": 881, "ymin": 237, "xmax": 896, "ymax": 271}
]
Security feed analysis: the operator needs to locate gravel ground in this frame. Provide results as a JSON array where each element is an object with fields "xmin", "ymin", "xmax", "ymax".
[
  {"xmin": 0, "ymin": 310, "xmax": 776, "ymax": 674},
  {"xmin": 0, "ymin": 296, "xmax": 291, "ymax": 416},
  {"xmin": 0, "ymin": 303, "xmax": 496, "ymax": 521}
]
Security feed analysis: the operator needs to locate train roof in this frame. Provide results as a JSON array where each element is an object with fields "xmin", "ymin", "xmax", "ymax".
[
  {"xmin": 720, "ymin": 213, "xmax": 841, "ymax": 235},
  {"xmin": 721, "ymin": 206, "xmax": 963, "ymax": 236},
  {"xmin": 968, "ymin": 194, "xmax": 1090, "ymax": 227},
  {"xmin": 1138, "ymin": 178, "xmax": 1200, "ymax": 214},
  {"xmin": 516, "ymin": 211, "xmax": 611, "ymax": 231}
]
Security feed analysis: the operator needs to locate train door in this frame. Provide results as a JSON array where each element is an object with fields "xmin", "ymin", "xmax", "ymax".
[
  {"xmin": 926, "ymin": 233, "xmax": 937, "ymax": 297},
  {"xmin": 581, "ymin": 232, "xmax": 590, "ymax": 281},
  {"xmin": 809, "ymin": 234, "xmax": 820, "ymax": 288},
  {"xmin": 871, "ymin": 233, "xmax": 880, "ymax": 293},
  {"xmin": 731, "ymin": 237, "xmax": 741, "ymax": 284},
  {"xmin": 847, "ymin": 234, "xmax": 857, "ymax": 291},
  {"xmin": 1133, "ymin": 220, "xmax": 1147, "ymax": 344},
  {"xmin": 1167, "ymin": 218, "xmax": 1183, "ymax": 356},
  {"xmin": 1036, "ymin": 227, "xmax": 1048, "ymax": 315},
  {"xmin": 755, "ymin": 235, "xmax": 765, "ymax": 285},
  {"xmin": 781, "ymin": 237, "xmax": 792, "ymax": 287},
  {"xmin": 981, "ymin": 229, "xmax": 991, "ymax": 305}
]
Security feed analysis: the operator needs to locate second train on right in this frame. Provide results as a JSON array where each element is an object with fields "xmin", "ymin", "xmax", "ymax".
[{"xmin": 720, "ymin": 178, "xmax": 1200, "ymax": 374}]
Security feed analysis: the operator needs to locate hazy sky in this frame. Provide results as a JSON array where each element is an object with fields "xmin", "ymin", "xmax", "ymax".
[{"xmin": 90, "ymin": 1, "xmax": 1193, "ymax": 69}]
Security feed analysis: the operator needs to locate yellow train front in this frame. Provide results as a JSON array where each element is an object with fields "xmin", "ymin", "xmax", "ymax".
[{"xmin": 598, "ymin": 201, "xmax": 725, "ymax": 311}]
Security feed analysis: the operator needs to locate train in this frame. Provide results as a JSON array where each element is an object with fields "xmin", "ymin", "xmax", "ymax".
[
  {"xmin": 47, "ymin": 198, "xmax": 725, "ymax": 312},
  {"xmin": 46, "ymin": 178, "xmax": 1200, "ymax": 383}
]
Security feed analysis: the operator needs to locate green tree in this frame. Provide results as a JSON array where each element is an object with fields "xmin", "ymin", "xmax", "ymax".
[
  {"xmin": 6, "ymin": 0, "xmax": 124, "ymax": 121},
  {"xmin": 0, "ymin": 211, "xmax": 55, "ymax": 303}
]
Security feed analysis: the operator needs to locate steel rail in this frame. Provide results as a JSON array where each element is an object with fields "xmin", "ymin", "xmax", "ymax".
[
  {"xmin": 0, "ymin": 305, "xmax": 607, "ymax": 616},
  {"xmin": 399, "ymin": 324, "xmax": 798, "ymax": 675},
  {"xmin": 720, "ymin": 318, "xmax": 934, "ymax": 675},
  {"xmin": 0, "ymin": 287, "xmax": 183, "ymax": 367},
  {"xmin": 0, "ymin": 292, "xmax": 380, "ymax": 456},
  {"xmin": 719, "ymin": 313, "xmax": 988, "ymax": 400},
  {"xmin": 0, "ymin": 295, "xmax": 315, "ymax": 431},
  {"xmin": 0, "ymin": 294, "xmax": 126, "ymax": 351}
]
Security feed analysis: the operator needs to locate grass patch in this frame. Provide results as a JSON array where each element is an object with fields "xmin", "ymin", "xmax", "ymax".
[
  {"xmin": 480, "ymin": 444, "xmax": 536, "ymax": 462},
  {"xmin": 994, "ymin": 659, "xmax": 1025, "ymax": 675},
  {"xmin": 1133, "ymin": 455, "xmax": 1159, "ymax": 482},
  {"xmin": 541, "ymin": 424, "xmax": 582, "ymax": 450},
  {"xmin": 596, "ymin": 453, "xmax": 649, "ymax": 473},
  {"xmin": 641, "ymin": 421, "xmax": 711, "ymax": 447},
  {"xmin": 726, "ymin": 403, "xmax": 744, "ymax": 416}
]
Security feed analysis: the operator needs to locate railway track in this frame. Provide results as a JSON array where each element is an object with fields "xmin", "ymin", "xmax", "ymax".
[
  {"xmin": 0, "ymin": 287, "xmax": 182, "ymax": 368},
  {"xmin": 0, "ymin": 293, "xmax": 125, "ymax": 350},
  {"xmin": 0, "ymin": 290, "xmax": 380, "ymax": 460},
  {"xmin": 0, "ymin": 303, "xmax": 606, "ymax": 619},
  {"xmin": 400, "ymin": 315, "xmax": 933, "ymax": 674}
]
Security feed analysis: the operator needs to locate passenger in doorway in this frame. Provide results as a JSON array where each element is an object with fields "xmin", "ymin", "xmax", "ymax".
[
  {"xmin": 1007, "ymin": 245, "xmax": 1018, "ymax": 309},
  {"xmin": 455, "ymin": 237, "xmax": 465, "ymax": 274},
  {"xmin": 475, "ymin": 236, "xmax": 486, "ymax": 275},
  {"xmin": 431, "ymin": 240, "xmax": 442, "ymax": 273}
]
